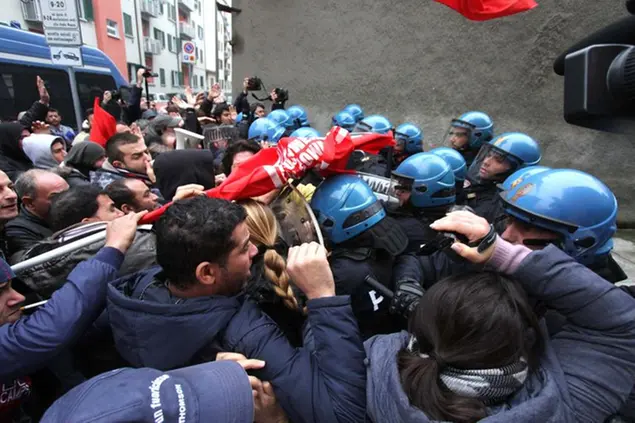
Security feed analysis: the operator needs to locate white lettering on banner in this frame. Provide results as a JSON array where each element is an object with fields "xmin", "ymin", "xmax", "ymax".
[
  {"xmin": 369, "ymin": 290, "xmax": 384, "ymax": 311},
  {"xmin": 175, "ymin": 384, "xmax": 187, "ymax": 423},
  {"xmin": 0, "ymin": 379, "xmax": 31, "ymax": 406},
  {"xmin": 149, "ymin": 374, "xmax": 170, "ymax": 423},
  {"xmin": 277, "ymin": 137, "xmax": 326, "ymax": 177},
  {"xmin": 359, "ymin": 174, "xmax": 392, "ymax": 196}
]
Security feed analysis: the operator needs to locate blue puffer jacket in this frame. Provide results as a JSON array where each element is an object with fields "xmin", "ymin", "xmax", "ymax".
[
  {"xmin": 0, "ymin": 247, "xmax": 124, "ymax": 383},
  {"xmin": 365, "ymin": 244, "xmax": 635, "ymax": 423},
  {"xmin": 107, "ymin": 266, "xmax": 367, "ymax": 423}
]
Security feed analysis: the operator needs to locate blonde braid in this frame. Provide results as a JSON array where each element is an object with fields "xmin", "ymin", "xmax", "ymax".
[{"xmin": 239, "ymin": 199, "xmax": 302, "ymax": 313}]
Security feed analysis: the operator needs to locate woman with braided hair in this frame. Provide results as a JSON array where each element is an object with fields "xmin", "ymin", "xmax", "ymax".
[
  {"xmin": 239, "ymin": 199, "xmax": 306, "ymax": 347},
  {"xmin": 364, "ymin": 211, "xmax": 635, "ymax": 423}
]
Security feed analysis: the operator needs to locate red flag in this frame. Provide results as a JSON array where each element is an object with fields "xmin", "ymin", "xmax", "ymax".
[
  {"xmin": 435, "ymin": 0, "xmax": 537, "ymax": 21},
  {"xmin": 139, "ymin": 127, "xmax": 394, "ymax": 224},
  {"xmin": 89, "ymin": 98, "xmax": 117, "ymax": 147}
]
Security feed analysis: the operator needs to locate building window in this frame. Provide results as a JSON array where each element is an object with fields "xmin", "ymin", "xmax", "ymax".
[
  {"xmin": 168, "ymin": 34, "xmax": 175, "ymax": 52},
  {"xmin": 199, "ymin": 50, "xmax": 203, "ymax": 63},
  {"xmin": 106, "ymin": 19, "xmax": 120, "ymax": 38},
  {"xmin": 123, "ymin": 13, "xmax": 133, "ymax": 37},
  {"xmin": 168, "ymin": 4, "xmax": 176, "ymax": 21},
  {"xmin": 218, "ymin": 59, "xmax": 223, "ymax": 70},
  {"xmin": 197, "ymin": 25, "xmax": 204, "ymax": 40},
  {"xmin": 193, "ymin": 75, "xmax": 198, "ymax": 88},
  {"xmin": 200, "ymin": 75, "xmax": 204, "ymax": 88},
  {"xmin": 154, "ymin": 28, "xmax": 165, "ymax": 49},
  {"xmin": 77, "ymin": 0, "xmax": 94, "ymax": 21},
  {"xmin": 159, "ymin": 69, "xmax": 166, "ymax": 87}
]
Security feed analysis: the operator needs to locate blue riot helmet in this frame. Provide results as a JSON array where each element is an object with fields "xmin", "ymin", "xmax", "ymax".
[
  {"xmin": 286, "ymin": 105, "xmax": 309, "ymax": 130},
  {"xmin": 268, "ymin": 109, "xmax": 291, "ymax": 128},
  {"xmin": 248, "ymin": 117, "xmax": 285, "ymax": 144},
  {"xmin": 499, "ymin": 165, "xmax": 551, "ymax": 192},
  {"xmin": 391, "ymin": 153, "xmax": 456, "ymax": 209},
  {"xmin": 394, "ymin": 123, "xmax": 423, "ymax": 155},
  {"xmin": 468, "ymin": 132, "xmax": 541, "ymax": 183},
  {"xmin": 235, "ymin": 112, "xmax": 244, "ymax": 123},
  {"xmin": 291, "ymin": 127, "xmax": 322, "ymax": 138},
  {"xmin": 332, "ymin": 111, "xmax": 356, "ymax": 132},
  {"xmin": 354, "ymin": 115, "xmax": 393, "ymax": 135},
  {"xmin": 429, "ymin": 147, "xmax": 467, "ymax": 182},
  {"xmin": 500, "ymin": 169, "xmax": 618, "ymax": 265},
  {"xmin": 343, "ymin": 104, "xmax": 364, "ymax": 123},
  {"xmin": 310, "ymin": 174, "xmax": 407, "ymax": 255},
  {"xmin": 445, "ymin": 111, "xmax": 494, "ymax": 152}
]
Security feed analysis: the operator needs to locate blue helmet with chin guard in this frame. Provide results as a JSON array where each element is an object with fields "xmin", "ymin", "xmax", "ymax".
[
  {"xmin": 286, "ymin": 105, "xmax": 309, "ymax": 130},
  {"xmin": 499, "ymin": 165, "xmax": 551, "ymax": 192},
  {"xmin": 291, "ymin": 127, "xmax": 322, "ymax": 138},
  {"xmin": 248, "ymin": 117, "xmax": 285, "ymax": 144},
  {"xmin": 468, "ymin": 132, "xmax": 541, "ymax": 182},
  {"xmin": 332, "ymin": 111, "xmax": 356, "ymax": 132},
  {"xmin": 500, "ymin": 168, "xmax": 618, "ymax": 265},
  {"xmin": 448, "ymin": 111, "xmax": 494, "ymax": 151},
  {"xmin": 343, "ymin": 104, "xmax": 364, "ymax": 123},
  {"xmin": 395, "ymin": 123, "xmax": 423, "ymax": 155},
  {"xmin": 392, "ymin": 153, "xmax": 456, "ymax": 208},
  {"xmin": 267, "ymin": 109, "xmax": 291, "ymax": 128},
  {"xmin": 310, "ymin": 175, "xmax": 386, "ymax": 244},
  {"xmin": 429, "ymin": 147, "xmax": 467, "ymax": 182},
  {"xmin": 355, "ymin": 115, "xmax": 393, "ymax": 135}
]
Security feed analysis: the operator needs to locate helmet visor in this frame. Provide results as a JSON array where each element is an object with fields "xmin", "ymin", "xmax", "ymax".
[
  {"xmin": 354, "ymin": 121, "xmax": 374, "ymax": 133},
  {"xmin": 270, "ymin": 184, "xmax": 323, "ymax": 247},
  {"xmin": 444, "ymin": 119, "xmax": 474, "ymax": 151},
  {"xmin": 468, "ymin": 143, "xmax": 517, "ymax": 183}
]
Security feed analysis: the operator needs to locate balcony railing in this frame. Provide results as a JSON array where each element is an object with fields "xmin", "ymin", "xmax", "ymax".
[
  {"xmin": 144, "ymin": 37, "xmax": 162, "ymax": 55},
  {"xmin": 179, "ymin": 21, "xmax": 195, "ymax": 39}
]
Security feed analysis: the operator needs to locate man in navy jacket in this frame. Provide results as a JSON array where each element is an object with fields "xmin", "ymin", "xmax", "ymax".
[
  {"xmin": 0, "ymin": 210, "xmax": 145, "ymax": 421},
  {"xmin": 107, "ymin": 196, "xmax": 367, "ymax": 423}
]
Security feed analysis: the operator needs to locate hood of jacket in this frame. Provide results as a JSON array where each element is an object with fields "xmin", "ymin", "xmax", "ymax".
[
  {"xmin": 107, "ymin": 267, "xmax": 242, "ymax": 370},
  {"xmin": 154, "ymin": 149, "xmax": 216, "ymax": 199},
  {"xmin": 365, "ymin": 331, "xmax": 567, "ymax": 423},
  {"xmin": 0, "ymin": 123, "xmax": 32, "ymax": 177},
  {"xmin": 22, "ymin": 134, "xmax": 62, "ymax": 169},
  {"xmin": 64, "ymin": 141, "xmax": 105, "ymax": 176}
]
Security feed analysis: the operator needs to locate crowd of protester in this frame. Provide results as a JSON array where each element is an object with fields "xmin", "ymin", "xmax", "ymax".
[{"xmin": 0, "ymin": 68, "xmax": 632, "ymax": 423}]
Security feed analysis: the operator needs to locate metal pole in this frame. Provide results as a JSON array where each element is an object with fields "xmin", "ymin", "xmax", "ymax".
[{"xmin": 11, "ymin": 224, "xmax": 153, "ymax": 274}]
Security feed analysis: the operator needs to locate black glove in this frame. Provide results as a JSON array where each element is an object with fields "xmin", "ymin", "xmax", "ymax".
[{"xmin": 390, "ymin": 279, "xmax": 425, "ymax": 318}]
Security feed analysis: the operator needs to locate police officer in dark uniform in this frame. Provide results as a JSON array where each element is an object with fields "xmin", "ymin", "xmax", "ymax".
[
  {"xmin": 389, "ymin": 153, "xmax": 458, "ymax": 254},
  {"xmin": 461, "ymin": 132, "xmax": 541, "ymax": 227},
  {"xmin": 444, "ymin": 111, "xmax": 494, "ymax": 168},
  {"xmin": 350, "ymin": 115, "xmax": 394, "ymax": 177},
  {"xmin": 310, "ymin": 174, "xmax": 422, "ymax": 339}
]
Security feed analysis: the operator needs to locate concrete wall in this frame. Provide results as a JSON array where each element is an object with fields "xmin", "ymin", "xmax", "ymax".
[{"xmin": 231, "ymin": 0, "xmax": 635, "ymax": 225}]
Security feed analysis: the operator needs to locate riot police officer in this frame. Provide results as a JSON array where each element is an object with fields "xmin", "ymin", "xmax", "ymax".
[
  {"xmin": 389, "ymin": 153, "xmax": 457, "ymax": 254},
  {"xmin": 461, "ymin": 132, "xmax": 541, "ymax": 226},
  {"xmin": 310, "ymin": 174, "xmax": 421, "ymax": 338},
  {"xmin": 444, "ymin": 111, "xmax": 494, "ymax": 167}
]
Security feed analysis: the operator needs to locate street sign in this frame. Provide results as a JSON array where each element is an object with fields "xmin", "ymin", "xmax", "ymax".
[
  {"xmin": 39, "ymin": 0, "xmax": 83, "ymax": 66},
  {"xmin": 182, "ymin": 41, "xmax": 196, "ymax": 64},
  {"xmin": 50, "ymin": 46, "xmax": 83, "ymax": 66},
  {"xmin": 45, "ymin": 29, "xmax": 82, "ymax": 45}
]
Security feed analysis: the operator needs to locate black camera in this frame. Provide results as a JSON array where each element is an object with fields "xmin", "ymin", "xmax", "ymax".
[
  {"xmin": 247, "ymin": 76, "xmax": 263, "ymax": 91},
  {"xmin": 555, "ymin": 3, "xmax": 635, "ymax": 133},
  {"xmin": 273, "ymin": 87, "xmax": 289, "ymax": 103},
  {"xmin": 142, "ymin": 69, "xmax": 159, "ymax": 79}
]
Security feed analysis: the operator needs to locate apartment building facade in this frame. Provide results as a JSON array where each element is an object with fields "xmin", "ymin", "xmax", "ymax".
[{"xmin": 1, "ymin": 0, "xmax": 232, "ymax": 97}]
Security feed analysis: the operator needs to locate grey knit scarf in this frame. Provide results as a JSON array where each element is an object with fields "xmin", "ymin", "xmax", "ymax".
[{"xmin": 407, "ymin": 335, "xmax": 528, "ymax": 404}]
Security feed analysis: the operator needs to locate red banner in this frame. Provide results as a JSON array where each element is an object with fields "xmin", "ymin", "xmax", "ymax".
[
  {"xmin": 139, "ymin": 127, "xmax": 394, "ymax": 224},
  {"xmin": 435, "ymin": 0, "xmax": 537, "ymax": 21}
]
